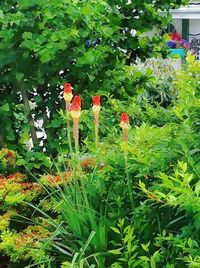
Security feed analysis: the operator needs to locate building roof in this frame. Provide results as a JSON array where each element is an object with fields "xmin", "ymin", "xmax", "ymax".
[
  {"xmin": 171, "ymin": 2, "xmax": 200, "ymax": 19},
  {"xmin": 190, "ymin": 1, "xmax": 200, "ymax": 5}
]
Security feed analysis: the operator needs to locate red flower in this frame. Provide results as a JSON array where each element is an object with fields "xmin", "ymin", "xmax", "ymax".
[
  {"xmin": 64, "ymin": 83, "xmax": 72, "ymax": 94},
  {"xmin": 120, "ymin": 113, "xmax": 129, "ymax": 135},
  {"xmin": 71, "ymin": 102, "xmax": 81, "ymax": 111},
  {"xmin": 120, "ymin": 113, "xmax": 129, "ymax": 142},
  {"xmin": 92, "ymin": 96, "xmax": 100, "ymax": 106},
  {"xmin": 71, "ymin": 95, "xmax": 81, "ymax": 119},
  {"xmin": 120, "ymin": 113, "xmax": 129, "ymax": 124},
  {"xmin": 71, "ymin": 95, "xmax": 81, "ymax": 111},
  {"xmin": 92, "ymin": 96, "xmax": 101, "ymax": 114},
  {"xmin": 92, "ymin": 96, "xmax": 101, "ymax": 145},
  {"xmin": 64, "ymin": 83, "xmax": 73, "ymax": 109},
  {"xmin": 170, "ymin": 32, "xmax": 182, "ymax": 42}
]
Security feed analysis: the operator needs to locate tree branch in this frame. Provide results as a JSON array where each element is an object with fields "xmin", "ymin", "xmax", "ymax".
[{"xmin": 18, "ymin": 81, "xmax": 39, "ymax": 148}]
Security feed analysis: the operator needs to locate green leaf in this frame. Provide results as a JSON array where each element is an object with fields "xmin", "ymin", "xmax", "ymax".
[
  {"xmin": 101, "ymin": 26, "xmax": 114, "ymax": 37},
  {"xmin": 111, "ymin": 227, "xmax": 121, "ymax": 235},
  {"xmin": 0, "ymin": 10, "xmax": 4, "ymax": 19},
  {"xmin": 88, "ymin": 74, "xmax": 95, "ymax": 81},
  {"xmin": 139, "ymin": 256, "xmax": 150, "ymax": 262},
  {"xmin": 109, "ymin": 249, "xmax": 122, "ymax": 255},
  {"xmin": 46, "ymin": 119, "xmax": 62, "ymax": 128},
  {"xmin": 70, "ymin": 28, "xmax": 79, "ymax": 37},
  {"xmin": 51, "ymin": 33, "xmax": 59, "ymax": 42},
  {"xmin": 195, "ymin": 180, "xmax": 200, "ymax": 196},
  {"xmin": 81, "ymin": 5, "xmax": 91, "ymax": 15},
  {"xmin": 78, "ymin": 51, "xmax": 95, "ymax": 65},
  {"xmin": 141, "ymin": 243, "xmax": 149, "ymax": 253},
  {"xmin": 16, "ymin": 159, "xmax": 27, "ymax": 166},
  {"xmin": 16, "ymin": 73, "xmax": 24, "ymax": 81},
  {"xmin": 22, "ymin": 32, "xmax": 33, "ymax": 40},
  {"xmin": 7, "ymin": 131, "xmax": 15, "ymax": 141},
  {"xmin": 188, "ymin": 238, "xmax": 193, "ymax": 248},
  {"xmin": 40, "ymin": 52, "xmax": 51, "ymax": 63},
  {"xmin": 0, "ymin": 103, "xmax": 10, "ymax": 112},
  {"xmin": 0, "ymin": 51, "xmax": 17, "ymax": 69},
  {"xmin": 35, "ymin": 95, "xmax": 43, "ymax": 103},
  {"xmin": 111, "ymin": 263, "xmax": 123, "ymax": 268}
]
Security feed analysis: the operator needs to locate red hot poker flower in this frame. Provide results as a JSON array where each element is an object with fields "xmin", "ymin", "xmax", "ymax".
[
  {"xmin": 64, "ymin": 83, "xmax": 72, "ymax": 93},
  {"xmin": 72, "ymin": 95, "xmax": 81, "ymax": 107},
  {"xmin": 71, "ymin": 96, "xmax": 82, "ymax": 150},
  {"xmin": 64, "ymin": 83, "xmax": 73, "ymax": 110},
  {"xmin": 120, "ymin": 113, "xmax": 129, "ymax": 142},
  {"xmin": 71, "ymin": 102, "xmax": 80, "ymax": 111},
  {"xmin": 120, "ymin": 113, "xmax": 129, "ymax": 125},
  {"xmin": 92, "ymin": 96, "xmax": 100, "ymax": 106},
  {"xmin": 92, "ymin": 96, "xmax": 101, "ymax": 146},
  {"xmin": 92, "ymin": 95, "xmax": 101, "ymax": 113},
  {"xmin": 71, "ymin": 95, "xmax": 81, "ymax": 119}
]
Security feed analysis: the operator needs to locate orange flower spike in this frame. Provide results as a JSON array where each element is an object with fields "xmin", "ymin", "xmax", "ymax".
[
  {"xmin": 63, "ymin": 83, "xmax": 73, "ymax": 111},
  {"xmin": 120, "ymin": 113, "xmax": 129, "ymax": 142},
  {"xmin": 71, "ymin": 95, "xmax": 81, "ymax": 119},
  {"xmin": 92, "ymin": 96, "xmax": 101, "ymax": 146},
  {"xmin": 120, "ymin": 112, "xmax": 129, "ymax": 129},
  {"xmin": 92, "ymin": 96, "xmax": 101, "ymax": 112}
]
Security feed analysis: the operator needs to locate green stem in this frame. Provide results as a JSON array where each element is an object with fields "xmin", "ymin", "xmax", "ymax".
[
  {"xmin": 124, "ymin": 151, "xmax": 134, "ymax": 211},
  {"xmin": 75, "ymin": 139, "xmax": 79, "ymax": 155},
  {"xmin": 72, "ymin": 118, "xmax": 82, "ymax": 175},
  {"xmin": 95, "ymin": 124, "xmax": 99, "ymax": 149},
  {"xmin": 94, "ymin": 112, "xmax": 99, "ymax": 149},
  {"xmin": 66, "ymin": 114, "xmax": 73, "ymax": 156}
]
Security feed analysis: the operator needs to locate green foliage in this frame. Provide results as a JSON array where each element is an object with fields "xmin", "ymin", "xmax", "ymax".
[
  {"xmin": 0, "ymin": 147, "xmax": 52, "ymax": 175},
  {"xmin": 3, "ymin": 2, "xmax": 200, "ymax": 266},
  {"xmin": 0, "ymin": 225, "xmax": 51, "ymax": 262},
  {"xmin": 0, "ymin": 156, "xmax": 47, "ymax": 266},
  {"xmin": 110, "ymin": 219, "xmax": 141, "ymax": 267},
  {"xmin": 0, "ymin": 0, "xmax": 188, "ymax": 156},
  {"xmin": 24, "ymin": 57, "xmax": 199, "ymax": 267},
  {"xmin": 0, "ymin": 148, "xmax": 16, "ymax": 173}
]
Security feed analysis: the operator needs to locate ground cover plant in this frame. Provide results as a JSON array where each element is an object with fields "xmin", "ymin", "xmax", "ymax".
[
  {"xmin": 1, "ymin": 54, "xmax": 200, "ymax": 267},
  {"xmin": 0, "ymin": 149, "xmax": 48, "ymax": 267}
]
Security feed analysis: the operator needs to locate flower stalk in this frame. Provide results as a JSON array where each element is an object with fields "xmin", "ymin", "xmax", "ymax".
[
  {"xmin": 70, "ymin": 95, "xmax": 81, "ymax": 154},
  {"xmin": 64, "ymin": 83, "xmax": 73, "ymax": 111},
  {"xmin": 120, "ymin": 113, "xmax": 129, "ymax": 144},
  {"xmin": 92, "ymin": 96, "xmax": 101, "ymax": 147},
  {"xmin": 120, "ymin": 113, "xmax": 134, "ymax": 210},
  {"xmin": 63, "ymin": 83, "xmax": 73, "ymax": 155}
]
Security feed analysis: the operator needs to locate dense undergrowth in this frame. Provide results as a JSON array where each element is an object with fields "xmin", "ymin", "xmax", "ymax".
[{"xmin": 1, "ymin": 54, "xmax": 200, "ymax": 267}]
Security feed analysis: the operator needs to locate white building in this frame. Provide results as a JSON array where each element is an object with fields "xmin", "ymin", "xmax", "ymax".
[{"xmin": 171, "ymin": 1, "xmax": 200, "ymax": 60}]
